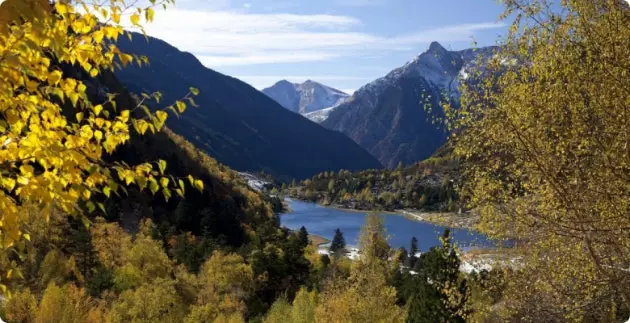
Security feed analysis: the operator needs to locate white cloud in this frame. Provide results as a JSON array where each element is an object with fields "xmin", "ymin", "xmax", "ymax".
[
  {"xmin": 197, "ymin": 52, "xmax": 338, "ymax": 66},
  {"xmin": 337, "ymin": 0, "xmax": 388, "ymax": 6},
  {"xmin": 142, "ymin": 7, "xmax": 504, "ymax": 67}
]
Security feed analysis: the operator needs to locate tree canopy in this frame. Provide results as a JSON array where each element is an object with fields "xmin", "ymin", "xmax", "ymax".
[
  {"xmin": 449, "ymin": 0, "xmax": 630, "ymax": 320},
  {"xmin": 0, "ymin": 0, "xmax": 200, "ymax": 293}
]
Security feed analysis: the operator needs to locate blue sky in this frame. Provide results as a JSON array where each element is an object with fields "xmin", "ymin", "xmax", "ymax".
[{"xmin": 144, "ymin": 0, "xmax": 509, "ymax": 93}]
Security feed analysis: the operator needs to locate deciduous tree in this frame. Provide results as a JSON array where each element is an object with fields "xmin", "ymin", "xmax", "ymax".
[
  {"xmin": 448, "ymin": 0, "xmax": 630, "ymax": 319},
  {"xmin": 0, "ymin": 0, "xmax": 199, "ymax": 292}
]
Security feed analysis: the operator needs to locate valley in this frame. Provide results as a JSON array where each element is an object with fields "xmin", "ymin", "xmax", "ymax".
[{"xmin": 0, "ymin": 0, "xmax": 627, "ymax": 322}]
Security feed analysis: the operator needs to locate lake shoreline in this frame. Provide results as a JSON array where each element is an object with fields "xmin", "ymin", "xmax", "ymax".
[
  {"xmin": 285, "ymin": 198, "xmax": 478, "ymax": 230},
  {"xmin": 308, "ymin": 234, "xmax": 330, "ymax": 247}
]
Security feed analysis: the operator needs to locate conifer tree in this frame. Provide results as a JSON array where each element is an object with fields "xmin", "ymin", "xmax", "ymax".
[{"xmin": 329, "ymin": 228, "xmax": 346, "ymax": 254}]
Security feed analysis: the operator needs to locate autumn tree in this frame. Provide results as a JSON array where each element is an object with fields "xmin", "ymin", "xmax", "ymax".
[
  {"xmin": 0, "ymin": 0, "xmax": 201, "ymax": 293},
  {"xmin": 35, "ymin": 283, "xmax": 104, "ymax": 323},
  {"xmin": 186, "ymin": 251, "xmax": 254, "ymax": 322},
  {"xmin": 1, "ymin": 288, "xmax": 37, "ymax": 322},
  {"xmin": 107, "ymin": 278, "xmax": 186, "ymax": 323},
  {"xmin": 448, "ymin": 0, "xmax": 630, "ymax": 319},
  {"xmin": 316, "ymin": 214, "xmax": 404, "ymax": 322},
  {"xmin": 264, "ymin": 287, "xmax": 318, "ymax": 323}
]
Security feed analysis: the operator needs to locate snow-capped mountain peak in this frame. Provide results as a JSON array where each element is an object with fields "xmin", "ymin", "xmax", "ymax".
[
  {"xmin": 262, "ymin": 80, "xmax": 350, "ymax": 116},
  {"xmin": 320, "ymin": 42, "xmax": 499, "ymax": 168}
]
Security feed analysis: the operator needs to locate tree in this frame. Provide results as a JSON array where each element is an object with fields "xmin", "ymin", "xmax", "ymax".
[
  {"xmin": 316, "ymin": 214, "xmax": 404, "ymax": 322},
  {"xmin": 298, "ymin": 226, "xmax": 309, "ymax": 249},
  {"xmin": 329, "ymin": 228, "xmax": 346, "ymax": 254},
  {"xmin": 264, "ymin": 287, "xmax": 318, "ymax": 323},
  {"xmin": 90, "ymin": 218, "xmax": 132, "ymax": 270},
  {"xmin": 35, "ymin": 283, "xmax": 103, "ymax": 323},
  {"xmin": 449, "ymin": 0, "xmax": 630, "ymax": 319},
  {"xmin": 263, "ymin": 297, "xmax": 291, "ymax": 323},
  {"xmin": 327, "ymin": 179, "xmax": 335, "ymax": 194},
  {"xmin": 193, "ymin": 251, "xmax": 254, "ymax": 321},
  {"xmin": 108, "ymin": 278, "xmax": 186, "ymax": 323},
  {"xmin": 357, "ymin": 214, "xmax": 390, "ymax": 264},
  {"xmin": 2, "ymin": 288, "xmax": 37, "ymax": 323},
  {"xmin": 405, "ymin": 237, "xmax": 418, "ymax": 268},
  {"xmin": 406, "ymin": 230, "xmax": 469, "ymax": 323},
  {"xmin": 112, "ymin": 231, "xmax": 173, "ymax": 292},
  {"xmin": 0, "ymin": 0, "xmax": 201, "ymax": 292}
]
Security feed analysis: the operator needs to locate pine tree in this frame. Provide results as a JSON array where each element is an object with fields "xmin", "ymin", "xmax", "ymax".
[
  {"xmin": 298, "ymin": 226, "xmax": 309, "ymax": 249},
  {"xmin": 405, "ymin": 237, "xmax": 418, "ymax": 268},
  {"xmin": 329, "ymin": 228, "xmax": 346, "ymax": 254},
  {"xmin": 406, "ymin": 230, "xmax": 469, "ymax": 322}
]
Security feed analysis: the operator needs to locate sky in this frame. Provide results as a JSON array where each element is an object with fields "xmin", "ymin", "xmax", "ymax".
[{"xmin": 139, "ymin": 0, "xmax": 509, "ymax": 93}]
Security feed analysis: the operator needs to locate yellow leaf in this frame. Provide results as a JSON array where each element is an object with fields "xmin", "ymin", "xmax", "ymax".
[
  {"xmin": 160, "ymin": 177, "xmax": 169, "ymax": 188},
  {"xmin": 93, "ymin": 30, "xmax": 105, "ymax": 44},
  {"xmin": 81, "ymin": 125, "xmax": 94, "ymax": 139},
  {"xmin": 156, "ymin": 110, "xmax": 168, "ymax": 122},
  {"xmin": 130, "ymin": 13, "xmax": 140, "ymax": 25},
  {"xmin": 112, "ymin": 11, "xmax": 121, "ymax": 24},
  {"xmin": 19, "ymin": 165, "xmax": 34, "ymax": 178},
  {"xmin": 47, "ymin": 71, "xmax": 63, "ymax": 85},
  {"xmin": 94, "ymin": 105, "xmax": 103, "ymax": 116},
  {"xmin": 120, "ymin": 110, "xmax": 130, "ymax": 122},
  {"xmin": 55, "ymin": 2, "xmax": 69, "ymax": 14},
  {"xmin": 94, "ymin": 130, "xmax": 103, "ymax": 141},
  {"xmin": 194, "ymin": 179, "xmax": 204, "ymax": 191},
  {"xmin": 175, "ymin": 101, "xmax": 186, "ymax": 113},
  {"xmin": 158, "ymin": 160, "xmax": 167, "ymax": 174},
  {"xmin": 119, "ymin": 53, "xmax": 133, "ymax": 67},
  {"xmin": 145, "ymin": 8, "xmax": 155, "ymax": 22},
  {"xmin": 1, "ymin": 178, "xmax": 16, "ymax": 191}
]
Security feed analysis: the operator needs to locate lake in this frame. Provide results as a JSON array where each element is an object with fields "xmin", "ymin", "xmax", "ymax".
[{"xmin": 280, "ymin": 199, "xmax": 492, "ymax": 252}]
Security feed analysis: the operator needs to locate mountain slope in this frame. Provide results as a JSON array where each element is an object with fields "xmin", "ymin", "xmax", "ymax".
[
  {"xmin": 262, "ymin": 80, "xmax": 349, "ymax": 115},
  {"xmin": 322, "ymin": 42, "xmax": 496, "ymax": 168},
  {"xmin": 114, "ymin": 34, "xmax": 381, "ymax": 180}
]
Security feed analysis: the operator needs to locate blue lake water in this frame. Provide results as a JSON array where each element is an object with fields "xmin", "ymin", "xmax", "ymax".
[{"xmin": 280, "ymin": 199, "xmax": 492, "ymax": 252}]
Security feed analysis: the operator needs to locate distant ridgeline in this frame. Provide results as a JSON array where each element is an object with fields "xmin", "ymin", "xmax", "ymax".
[
  {"xmin": 113, "ymin": 33, "xmax": 382, "ymax": 180},
  {"xmin": 283, "ymin": 146, "xmax": 461, "ymax": 212}
]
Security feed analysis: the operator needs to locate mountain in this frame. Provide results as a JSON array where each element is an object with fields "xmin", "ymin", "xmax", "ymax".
[
  {"xmin": 322, "ymin": 41, "xmax": 497, "ymax": 168},
  {"xmin": 262, "ymin": 80, "xmax": 349, "ymax": 116},
  {"xmin": 113, "ymin": 34, "xmax": 381, "ymax": 180},
  {"xmin": 303, "ymin": 106, "xmax": 337, "ymax": 123}
]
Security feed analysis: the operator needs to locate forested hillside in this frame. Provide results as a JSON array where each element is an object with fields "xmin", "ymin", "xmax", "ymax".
[
  {"xmin": 285, "ymin": 146, "xmax": 460, "ymax": 212},
  {"xmin": 113, "ymin": 33, "xmax": 382, "ymax": 180}
]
